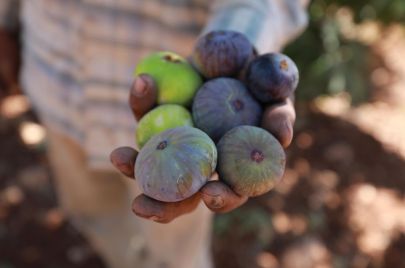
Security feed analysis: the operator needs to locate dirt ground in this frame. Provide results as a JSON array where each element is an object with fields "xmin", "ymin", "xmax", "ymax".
[
  {"xmin": 213, "ymin": 109, "xmax": 405, "ymax": 268},
  {"xmin": 1, "ymin": 100, "xmax": 404, "ymax": 268}
]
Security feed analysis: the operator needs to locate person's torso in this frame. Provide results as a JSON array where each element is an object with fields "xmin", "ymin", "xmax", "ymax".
[{"xmin": 21, "ymin": 0, "xmax": 210, "ymax": 168}]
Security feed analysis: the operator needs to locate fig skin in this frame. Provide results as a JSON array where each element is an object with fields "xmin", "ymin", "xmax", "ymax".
[
  {"xmin": 136, "ymin": 104, "xmax": 193, "ymax": 149},
  {"xmin": 217, "ymin": 126, "xmax": 286, "ymax": 197},
  {"xmin": 192, "ymin": 78, "xmax": 262, "ymax": 143},
  {"xmin": 135, "ymin": 126, "xmax": 217, "ymax": 202},
  {"xmin": 246, "ymin": 53, "xmax": 299, "ymax": 103},
  {"xmin": 135, "ymin": 51, "xmax": 202, "ymax": 106},
  {"xmin": 191, "ymin": 30, "xmax": 256, "ymax": 79}
]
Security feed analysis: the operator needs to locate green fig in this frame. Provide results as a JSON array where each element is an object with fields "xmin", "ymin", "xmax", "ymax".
[
  {"xmin": 136, "ymin": 104, "xmax": 193, "ymax": 149},
  {"xmin": 135, "ymin": 51, "xmax": 202, "ymax": 106}
]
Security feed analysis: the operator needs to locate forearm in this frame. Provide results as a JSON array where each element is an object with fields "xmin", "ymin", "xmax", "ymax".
[{"xmin": 204, "ymin": 0, "xmax": 309, "ymax": 53}]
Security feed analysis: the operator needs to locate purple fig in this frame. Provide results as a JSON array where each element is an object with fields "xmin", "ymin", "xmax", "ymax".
[
  {"xmin": 192, "ymin": 78, "xmax": 262, "ymax": 142},
  {"xmin": 246, "ymin": 53, "xmax": 299, "ymax": 103},
  {"xmin": 135, "ymin": 126, "xmax": 217, "ymax": 202},
  {"xmin": 191, "ymin": 30, "xmax": 255, "ymax": 79}
]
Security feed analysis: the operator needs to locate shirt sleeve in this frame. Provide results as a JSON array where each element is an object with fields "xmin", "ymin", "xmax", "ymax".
[
  {"xmin": 0, "ymin": 0, "xmax": 20, "ymax": 31},
  {"xmin": 203, "ymin": 0, "xmax": 309, "ymax": 53}
]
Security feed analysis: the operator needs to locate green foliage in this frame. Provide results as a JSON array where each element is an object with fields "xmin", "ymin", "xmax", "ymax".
[
  {"xmin": 326, "ymin": 0, "xmax": 405, "ymax": 23},
  {"xmin": 284, "ymin": 0, "xmax": 404, "ymax": 104}
]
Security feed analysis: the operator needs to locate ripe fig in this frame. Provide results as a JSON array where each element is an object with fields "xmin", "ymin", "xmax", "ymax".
[
  {"xmin": 192, "ymin": 78, "xmax": 262, "ymax": 142},
  {"xmin": 191, "ymin": 30, "xmax": 255, "ymax": 79},
  {"xmin": 136, "ymin": 104, "xmax": 193, "ymax": 149},
  {"xmin": 217, "ymin": 126, "xmax": 286, "ymax": 197},
  {"xmin": 135, "ymin": 126, "xmax": 217, "ymax": 202},
  {"xmin": 246, "ymin": 53, "xmax": 299, "ymax": 103},
  {"xmin": 135, "ymin": 51, "xmax": 202, "ymax": 106}
]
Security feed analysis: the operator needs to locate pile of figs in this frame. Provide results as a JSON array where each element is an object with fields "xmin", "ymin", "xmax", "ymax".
[{"xmin": 134, "ymin": 30, "xmax": 298, "ymax": 202}]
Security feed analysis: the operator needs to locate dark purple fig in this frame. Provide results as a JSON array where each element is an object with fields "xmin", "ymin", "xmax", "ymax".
[
  {"xmin": 191, "ymin": 30, "xmax": 255, "ymax": 79},
  {"xmin": 135, "ymin": 126, "xmax": 217, "ymax": 202},
  {"xmin": 217, "ymin": 126, "xmax": 286, "ymax": 197},
  {"xmin": 192, "ymin": 78, "xmax": 262, "ymax": 142},
  {"xmin": 246, "ymin": 53, "xmax": 299, "ymax": 103}
]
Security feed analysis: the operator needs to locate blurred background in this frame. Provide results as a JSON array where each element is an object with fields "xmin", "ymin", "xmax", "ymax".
[{"xmin": 0, "ymin": 0, "xmax": 404, "ymax": 267}]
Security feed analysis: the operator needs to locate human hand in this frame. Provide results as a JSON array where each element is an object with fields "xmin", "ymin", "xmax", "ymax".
[
  {"xmin": 0, "ymin": 29, "xmax": 19, "ymax": 98},
  {"xmin": 110, "ymin": 74, "xmax": 295, "ymax": 223}
]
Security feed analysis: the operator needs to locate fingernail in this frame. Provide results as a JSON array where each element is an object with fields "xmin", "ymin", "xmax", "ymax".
[
  {"xmin": 133, "ymin": 75, "xmax": 149, "ymax": 96},
  {"xmin": 205, "ymin": 194, "xmax": 224, "ymax": 208},
  {"xmin": 148, "ymin": 215, "xmax": 162, "ymax": 222},
  {"xmin": 133, "ymin": 210, "xmax": 162, "ymax": 222},
  {"xmin": 110, "ymin": 147, "xmax": 137, "ymax": 178},
  {"xmin": 281, "ymin": 121, "xmax": 293, "ymax": 147}
]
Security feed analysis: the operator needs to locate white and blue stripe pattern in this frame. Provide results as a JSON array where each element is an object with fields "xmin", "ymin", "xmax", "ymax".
[{"xmin": 1, "ymin": 0, "xmax": 308, "ymax": 169}]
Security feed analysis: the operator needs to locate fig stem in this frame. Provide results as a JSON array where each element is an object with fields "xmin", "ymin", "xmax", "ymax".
[
  {"xmin": 163, "ymin": 54, "xmax": 181, "ymax": 64},
  {"xmin": 280, "ymin": 59, "xmax": 289, "ymax": 70}
]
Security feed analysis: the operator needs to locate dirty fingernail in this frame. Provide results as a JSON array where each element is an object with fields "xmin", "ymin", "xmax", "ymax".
[{"xmin": 205, "ymin": 195, "xmax": 224, "ymax": 208}]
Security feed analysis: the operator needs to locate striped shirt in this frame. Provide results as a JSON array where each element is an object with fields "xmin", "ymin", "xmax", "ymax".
[{"xmin": 0, "ymin": 0, "xmax": 308, "ymax": 169}]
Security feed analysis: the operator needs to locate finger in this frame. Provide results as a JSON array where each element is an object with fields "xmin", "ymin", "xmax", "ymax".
[
  {"xmin": 261, "ymin": 96, "xmax": 296, "ymax": 148},
  {"xmin": 132, "ymin": 193, "xmax": 201, "ymax": 223},
  {"xmin": 110, "ymin": 147, "xmax": 138, "ymax": 178},
  {"xmin": 200, "ymin": 181, "xmax": 248, "ymax": 213},
  {"xmin": 129, "ymin": 74, "xmax": 158, "ymax": 121}
]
